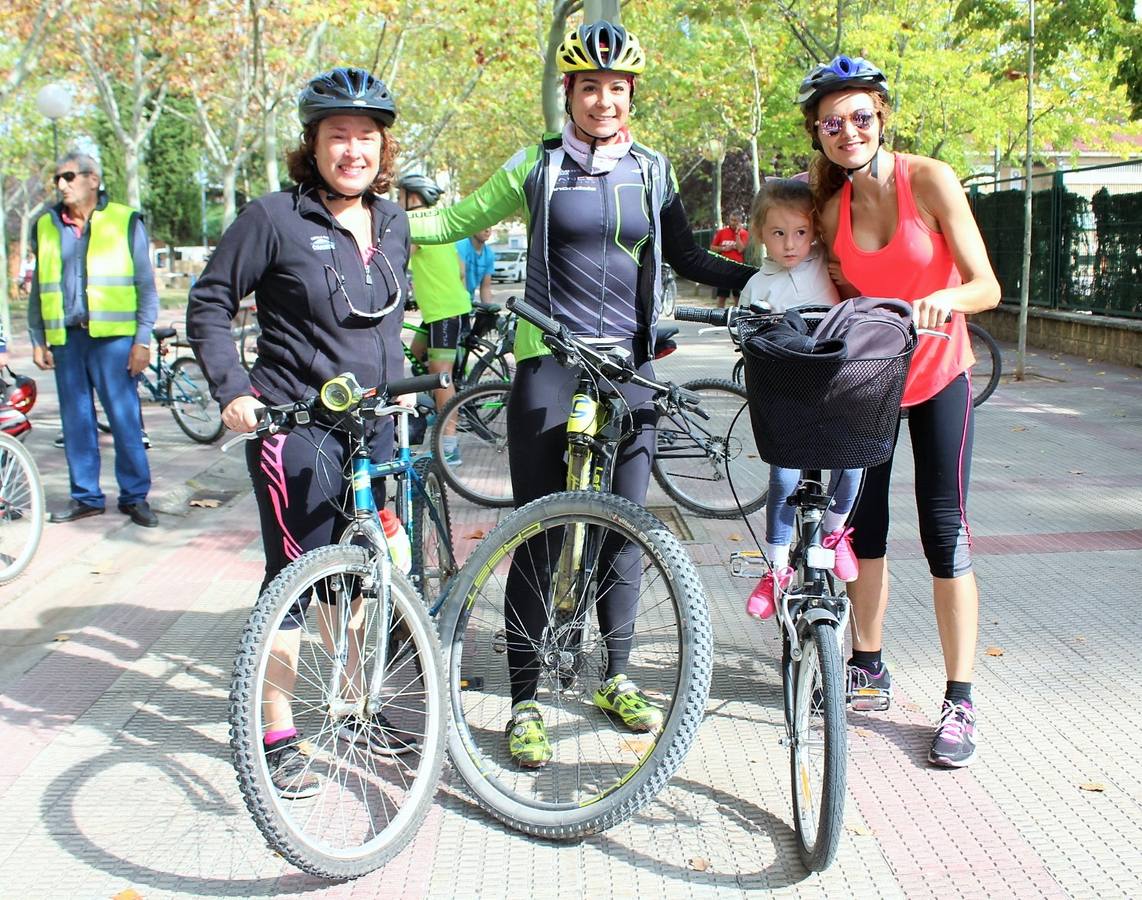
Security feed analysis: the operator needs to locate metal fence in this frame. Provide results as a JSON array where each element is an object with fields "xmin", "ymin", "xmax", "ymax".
[{"xmin": 968, "ymin": 159, "xmax": 1142, "ymax": 319}]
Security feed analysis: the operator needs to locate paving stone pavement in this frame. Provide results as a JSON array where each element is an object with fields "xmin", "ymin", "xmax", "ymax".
[{"xmin": 1, "ymin": 306, "xmax": 1139, "ymax": 899}]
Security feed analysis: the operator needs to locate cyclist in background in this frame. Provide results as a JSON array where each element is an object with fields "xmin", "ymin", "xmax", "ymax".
[
  {"xmin": 187, "ymin": 67, "xmax": 416, "ymax": 798},
  {"xmin": 458, "ymin": 227, "xmax": 496, "ymax": 304},
  {"xmin": 407, "ymin": 20, "xmax": 753, "ymax": 767},
  {"xmin": 398, "ymin": 174, "xmax": 470, "ymax": 465},
  {"xmin": 800, "ymin": 56, "xmax": 1000, "ymax": 767}
]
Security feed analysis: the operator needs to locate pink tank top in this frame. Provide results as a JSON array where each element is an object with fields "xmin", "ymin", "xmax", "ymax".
[{"xmin": 835, "ymin": 154, "xmax": 974, "ymax": 406}]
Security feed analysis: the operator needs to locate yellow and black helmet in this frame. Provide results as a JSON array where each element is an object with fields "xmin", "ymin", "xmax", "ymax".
[{"xmin": 556, "ymin": 21, "xmax": 645, "ymax": 75}]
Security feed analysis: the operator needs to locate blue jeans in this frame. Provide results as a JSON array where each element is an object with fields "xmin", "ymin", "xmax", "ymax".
[
  {"xmin": 766, "ymin": 465, "xmax": 862, "ymax": 546},
  {"xmin": 52, "ymin": 329, "xmax": 150, "ymax": 507}
]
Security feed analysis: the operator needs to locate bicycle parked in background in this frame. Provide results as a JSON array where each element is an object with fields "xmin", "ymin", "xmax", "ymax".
[{"xmin": 0, "ymin": 431, "xmax": 45, "ymax": 586}]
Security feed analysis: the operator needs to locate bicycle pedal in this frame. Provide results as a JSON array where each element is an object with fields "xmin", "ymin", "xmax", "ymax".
[
  {"xmin": 849, "ymin": 691, "xmax": 891, "ymax": 712},
  {"xmin": 730, "ymin": 550, "xmax": 768, "ymax": 578}
]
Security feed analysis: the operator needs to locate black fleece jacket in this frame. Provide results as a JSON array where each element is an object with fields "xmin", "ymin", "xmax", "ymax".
[{"xmin": 187, "ymin": 184, "xmax": 409, "ymax": 412}]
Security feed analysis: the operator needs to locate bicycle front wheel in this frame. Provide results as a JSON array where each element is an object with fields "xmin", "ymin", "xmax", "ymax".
[
  {"xmin": 411, "ymin": 456, "xmax": 457, "ymax": 606},
  {"xmin": 653, "ymin": 378, "xmax": 767, "ymax": 518},
  {"xmin": 440, "ymin": 491, "xmax": 712, "ymax": 837},
  {"xmin": 168, "ymin": 357, "xmax": 225, "ymax": 443},
  {"xmin": 230, "ymin": 546, "xmax": 447, "ymax": 879},
  {"xmin": 967, "ymin": 322, "xmax": 1001, "ymax": 408},
  {"xmin": 789, "ymin": 619, "xmax": 847, "ymax": 872},
  {"xmin": 432, "ymin": 380, "xmax": 513, "ymax": 508},
  {"xmin": 0, "ymin": 434, "xmax": 45, "ymax": 585}
]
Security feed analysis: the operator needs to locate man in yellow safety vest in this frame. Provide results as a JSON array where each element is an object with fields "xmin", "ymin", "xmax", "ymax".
[{"xmin": 28, "ymin": 152, "xmax": 159, "ymax": 527}]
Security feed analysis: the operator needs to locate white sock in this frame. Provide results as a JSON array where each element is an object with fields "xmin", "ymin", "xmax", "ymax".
[
  {"xmin": 442, "ymin": 435, "xmax": 458, "ymax": 453},
  {"xmin": 765, "ymin": 543, "xmax": 790, "ymax": 569}
]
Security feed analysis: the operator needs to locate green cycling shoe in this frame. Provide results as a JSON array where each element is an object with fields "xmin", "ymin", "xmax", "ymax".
[
  {"xmin": 506, "ymin": 700, "xmax": 552, "ymax": 768},
  {"xmin": 593, "ymin": 674, "xmax": 664, "ymax": 733}
]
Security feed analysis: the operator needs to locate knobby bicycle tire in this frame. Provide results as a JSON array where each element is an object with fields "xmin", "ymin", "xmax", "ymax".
[
  {"xmin": 967, "ymin": 322, "xmax": 1001, "ymax": 408},
  {"xmin": 732, "ymin": 356, "xmax": 745, "ymax": 386},
  {"xmin": 169, "ymin": 357, "xmax": 225, "ymax": 443},
  {"xmin": 411, "ymin": 456, "xmax": 457, "ymax": 605},
  {"xmin": 432, "ymin": 380, "xmax": 513, "ymax": 508},
  {"xmin": 229, "ymin": 545, "xmax": 447, "ymax": 878},
  {"xmin": 440, "ymin": 491, "xmax": 713, "ymax": 837},
  {"xmin": 0, "ymin": 434, "xmax": 45, "ymax": 585},
  {"xmin": 790, "ymin": 619, "xmax": 847, "ymax": 872},
  {"xmin": 652, "ymin": 378, "xmax": 767, "ymax": 519}
]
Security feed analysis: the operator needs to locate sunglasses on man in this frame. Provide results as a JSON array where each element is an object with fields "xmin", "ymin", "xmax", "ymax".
[{"xmin": 54, "ymin": 170, "xmax": 94, "ymax": 183}]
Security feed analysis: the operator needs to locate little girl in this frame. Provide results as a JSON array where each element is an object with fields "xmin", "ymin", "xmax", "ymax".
[{"xmin": 739, "ymin": 179, "xmax": 860, "ymax": 618}]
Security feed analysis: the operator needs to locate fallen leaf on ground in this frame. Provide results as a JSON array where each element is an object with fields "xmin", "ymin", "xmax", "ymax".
[
  {"xmin": 727, "ymin": 533, "xmax": 742, "ymax": 542},
  {"xmin": 189, "ymin": 498, "xmax": 222, "ymax": 508},
  {"xmin": 985, "ymin": 646, "xmax": 1004, "ymax": 657},
  {"xmin": 1079, "ymin": 782, "xmax": 1106, "ymax": 792},
  {"xmin": 1075, "ymin": 635, "xmax": 1087, "ymax": 643},
  {"xmin": 620, "ymin": 737, "xmax": 653, "ymax": 756},
  {"xmin": 687, "ymin": 857, "xmax": 710, "ymax": 872},
  {"xmin": 846, "ymin": 822, "xmax": 873, "ymax": 836},
  {"xmin": 1069, "ymin": 470, "xmax": 1085, "ymax": 476},
  {"xmin": 1011, "ymin": 425, "xmax": 1028, "ymax": 432},
  {"xmin": 53, "ymin": 633, "xmax": 71, "ymax": 642},
  {"xmin": 113, "ymin": 890, "xmax": 143, "ymax": 900},
  {"xmin": 467, "ymin": 529, "xmax": 486, "ymax": 540}
]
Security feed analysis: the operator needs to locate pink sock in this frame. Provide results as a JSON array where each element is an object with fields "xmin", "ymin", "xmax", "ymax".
[{"xmin": 264, "ymin": 727, "xmax": 297, "ymax": 746}]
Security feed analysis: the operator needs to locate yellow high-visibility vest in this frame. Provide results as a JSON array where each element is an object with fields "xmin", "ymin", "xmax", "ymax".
[{"xmin": 36, "ymin": 203, "xmax": 138, "ymax": 346}]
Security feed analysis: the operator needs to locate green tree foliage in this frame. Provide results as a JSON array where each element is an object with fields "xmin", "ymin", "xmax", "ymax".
[{"xmin": 143, "ymin": 95, "xmax": 202, "ymax": 245}]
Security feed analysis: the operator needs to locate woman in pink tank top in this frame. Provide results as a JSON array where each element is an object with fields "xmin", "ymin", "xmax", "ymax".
[{"xmin": 797, "ymin": 56, "xmax": 1000, "ymax": 768}]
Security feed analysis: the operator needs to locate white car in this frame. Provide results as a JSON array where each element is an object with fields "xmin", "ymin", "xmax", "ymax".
[{"xmin": 492, "ymin": 248, "xmax": 527, "ymax": 283}]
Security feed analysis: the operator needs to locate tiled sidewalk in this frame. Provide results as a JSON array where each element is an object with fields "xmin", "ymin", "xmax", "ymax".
[{"xmin": 0, "ymin": 322, "xmax": 1138, "ymax": 898}]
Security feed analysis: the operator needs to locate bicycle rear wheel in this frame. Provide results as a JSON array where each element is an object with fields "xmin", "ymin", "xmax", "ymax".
[
  {"xmin": 411, "ymin": 457, "xmax": 457, "ymax": 606},
  {"xmin": 168, "ymin": 357, "xmax": 225, "ymax": 443},
  {"xmin": 432, "ymin": 380, "xmax": 513, "ymax": 508},
  {"xmin": 789, "ymin": 618, "xmax": 847, "ymax": 872},
  {"xmin": 440, "ymin": 491, "xmax": 712, "ymax": 837},
  {"xmin": 967, "ymin": 322, "xmax": 1001, "ymax": 408},
  {"xmin": 230, "ymin": 546, "xmax": 446, "ymax": 878},
  {"xmin": 0, "ymin": 434, "xmax": 45, "ymax": 585},
  {"xmin": 653, "ymin": 378, "xmax": 767, "ymax": 518}
]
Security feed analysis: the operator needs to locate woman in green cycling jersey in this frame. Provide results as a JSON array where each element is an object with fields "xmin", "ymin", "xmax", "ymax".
[{"xmin": 409, "ymin": 20, "xmax": 753, "ymax": 767}]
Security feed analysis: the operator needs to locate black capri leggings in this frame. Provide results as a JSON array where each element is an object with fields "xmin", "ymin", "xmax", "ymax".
[
  {"xmin": 849, "ymin": 373, "xmax": 974, "ymax": 578},
  {"xmin": 503, "ymin": 350, "xmax": 658, "ymax": 705}
]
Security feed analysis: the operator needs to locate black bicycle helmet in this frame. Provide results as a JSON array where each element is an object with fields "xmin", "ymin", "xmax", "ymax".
[
  {"xmin": 398, "ymin": 174, "xmax": 442, "ymax": 207},
  {"xmin": 556, "ymin": 20, "xmax": 645, "ymax": 75},
  {"xmin": 796, "ymin": 55, "xmax": 888, "ymax": 113},
  {"xmin": 298, "ymin": 67, "xmax": 397, "ymax": 128}
]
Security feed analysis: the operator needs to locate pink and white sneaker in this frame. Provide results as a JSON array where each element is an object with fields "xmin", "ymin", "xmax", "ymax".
[
  {"xmin": 746, "ymin": 566, "xmax": 794, "ymax": 619},
  {"xmin": 822, "ymin": 527, "xmax": 859, "ymax": 581}
]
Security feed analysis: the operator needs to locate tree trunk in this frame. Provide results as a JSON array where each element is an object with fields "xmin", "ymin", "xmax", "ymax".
[
  {"xmin": 713, "ymin": 157, "xmax": 723, "ymax": 228},
  {"xmin": 124, "ymin": 142, "xmax": 142, "ymax": 210},
  {"xmin": 0, "ymin": 176, "xmax": 9, "ymax": 335},
  {"xmin": 221, "ymin": 164, "xmax": 239, "ymax": 230},
  {"xmin": 264, "ymin": 104, "xmax": 280, "ymax": 193},
  {"xmin": 748, "ymin": 134, "xmax": 761, "ymax": 193}
]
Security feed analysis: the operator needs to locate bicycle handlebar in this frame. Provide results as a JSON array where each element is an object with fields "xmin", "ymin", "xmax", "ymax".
[
  {"xmin": 220, "ymin": 371, "xmax": 450, "ymax": 452},
  {"xmin": 673, "ymin": 305, "xmax": 731, "ymax": 327},
  {"xmin": 505, "ymin": 295, "xmax": 705, "ymax": 416}
]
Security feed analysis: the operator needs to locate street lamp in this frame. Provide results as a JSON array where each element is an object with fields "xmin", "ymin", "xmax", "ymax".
[
  {"xmin": 704, "ymin": 138, "xmax": 726, "ymax": 228},
  {"xmin": 36, "ymin": 83, "xmax": 72, "ymax": 164}
]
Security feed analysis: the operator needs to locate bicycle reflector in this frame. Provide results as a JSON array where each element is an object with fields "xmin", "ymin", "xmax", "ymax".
[{"xmin": 320, "ymin": 373, "xmax": 363, "ymax": 412}]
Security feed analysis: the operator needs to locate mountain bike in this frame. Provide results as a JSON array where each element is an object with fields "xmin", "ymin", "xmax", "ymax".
[
  {"xmin": 225, "ymin": 371, "xmax": 450, "ymax": 878},
  {"xmin": 729, "ymin": 303, "xmax": 921, "ymax": 871},
  {"xmin": 0, "ymin": 431, "xmax": 45, "ymax": 585},
  {"xmin": 402, "ymin": 300, "xmax": 516, "ymax": 388},
  {"xmin": 438, "ymin": 296, "xmax": 713, "ymax": 838},
  {"xmin": 432, "ymin": 315, "xmax": 768, "ymax": 518},
  {"xmin": 140, "ymin": 326, "xmax": 224, "ymax": 442}
]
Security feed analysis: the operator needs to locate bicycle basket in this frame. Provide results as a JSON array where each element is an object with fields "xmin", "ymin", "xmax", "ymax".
[{"xmin": 739, "ymin": 312, "xmax": 915, "ymax": 469}]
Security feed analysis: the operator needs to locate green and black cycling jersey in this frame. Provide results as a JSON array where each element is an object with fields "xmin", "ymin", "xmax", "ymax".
[{"xmin": 408, "ymin": 134, "xmax": 753, "ymax": 362}]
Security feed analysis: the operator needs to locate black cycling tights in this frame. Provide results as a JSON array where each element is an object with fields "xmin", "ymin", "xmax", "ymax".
[
  {"xmin": 850, "ymin": 373, "xmax": 974, "ymax": 578},
  {"xmin": 504, "ymin": 352, "xmax": 657, "ymax": 705}
]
